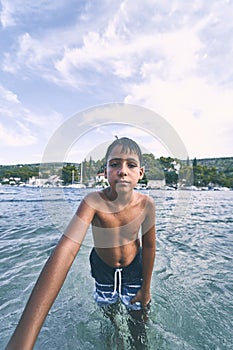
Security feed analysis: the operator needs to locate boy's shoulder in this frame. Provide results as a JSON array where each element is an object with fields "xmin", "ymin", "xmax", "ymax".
[
  {"xmin": 82, "ymin": 189, "xmax": 155, "ymax": 213},
  {"xmin": 82, "ymin": 189, "xmax": 106, "ymax": 209},
  {"xmin": 134, "ymin": 190, "xmax": 154, "ymax": 204},
  {"xmin": 136, "ymin": 192, "xmax": 155, "ymax": 213},
  {"xmin": 83, "ymin": 189, "xmax": 101, "ymax": 203}
]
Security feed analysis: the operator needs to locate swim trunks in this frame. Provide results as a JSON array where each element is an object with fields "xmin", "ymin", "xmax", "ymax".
[{"xmin": 89, "ymin": 248, "xmax": 143, "ymax": 310}]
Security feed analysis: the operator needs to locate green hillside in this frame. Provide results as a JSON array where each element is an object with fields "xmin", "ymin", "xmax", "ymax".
[{"xmin": 0, "ymin": 156, "xmax": 232, "ymax": 188}]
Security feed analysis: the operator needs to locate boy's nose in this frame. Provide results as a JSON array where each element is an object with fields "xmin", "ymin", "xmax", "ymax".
[
  {"xmin": 118, "ymin": 163, "xmax": 127, "ymax": 176},
  {"xmin": 119, "ymin": 170, "xmax": 127, "ymax": 176}
]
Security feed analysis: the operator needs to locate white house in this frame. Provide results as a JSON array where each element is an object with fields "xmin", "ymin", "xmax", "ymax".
[
  {"xmin": 95, "ymin": 172, "xmax": 108, "ymax": 188},
  {"xmin": 147, "ymin": 179, "xmax": 166, "ymax": 189}
]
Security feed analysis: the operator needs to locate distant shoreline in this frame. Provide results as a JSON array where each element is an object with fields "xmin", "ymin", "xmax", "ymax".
[
  {"xmin": 0, "ymin": 155, "xmax": 233, "ymax": 167},
  {"xmin": 1, "ymin": 156, "xmax": 232, "ymax": 189}
]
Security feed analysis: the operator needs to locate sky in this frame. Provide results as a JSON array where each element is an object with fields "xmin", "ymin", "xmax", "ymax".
[{"xmin": 0, "ymin": 0, "xmax": 232, "ymax": 165}]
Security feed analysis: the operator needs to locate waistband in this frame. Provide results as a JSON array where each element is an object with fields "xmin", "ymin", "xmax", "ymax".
[{"xmin": 90, "ymin": 246, "xmax": 141, "ymax": 270}]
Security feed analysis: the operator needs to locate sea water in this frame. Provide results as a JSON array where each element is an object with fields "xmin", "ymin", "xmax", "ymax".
[{"xmin": 0, "ymin": 186, "xmax": 232, "ymax": 349}]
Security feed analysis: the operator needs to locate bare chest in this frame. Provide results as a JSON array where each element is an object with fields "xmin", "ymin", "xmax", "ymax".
[
  {"xmin": 92, "ymin": 209, "xmax": 143, "ymax": 248},
  {"xmin": 93, "ymin": 206, "xmax": 144, "ymax": 228}
]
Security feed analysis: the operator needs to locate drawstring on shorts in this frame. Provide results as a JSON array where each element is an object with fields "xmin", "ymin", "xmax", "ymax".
[{"xmin": 113, "ymin": 268, "xmax": 123, "ymax": 295}]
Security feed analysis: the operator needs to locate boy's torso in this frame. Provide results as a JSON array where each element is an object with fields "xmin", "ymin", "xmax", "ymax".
[{"xmin": 91, "ymin": 190, "xmax": 148, "ymax": 267}]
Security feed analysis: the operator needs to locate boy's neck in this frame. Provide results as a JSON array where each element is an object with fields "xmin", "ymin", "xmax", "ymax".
[{"xmin": 104, "ymin": 187, "xmax": 135, "ymax": 207}]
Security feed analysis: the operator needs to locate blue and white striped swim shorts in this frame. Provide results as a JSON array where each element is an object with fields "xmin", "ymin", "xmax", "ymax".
[{"xmin": 89, "ymin": 248, "xmax": 142, "ymax": 311}]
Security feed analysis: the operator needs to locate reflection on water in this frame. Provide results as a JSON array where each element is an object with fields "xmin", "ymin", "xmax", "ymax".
[{"xmin": 0, "ymin": 187, "xmax": 232, "ymax": 349}]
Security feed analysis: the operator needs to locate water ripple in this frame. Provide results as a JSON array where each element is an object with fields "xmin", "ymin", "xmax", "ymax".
[{"xmin": 1, "ymin": 188, "xmax": 233, "ymax": 349}]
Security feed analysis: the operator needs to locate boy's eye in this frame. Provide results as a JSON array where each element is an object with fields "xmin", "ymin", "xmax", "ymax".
[
  {"xmin": 109, "ymin": 161, "xmax": 138, "ymax": 168},
  {"xmin": 109, "ymin": 162, "xmax": 119, "ymax": 167},
  {"xmin": 128, "ymin": 163, "xmax": 137, "ymax": 168}
]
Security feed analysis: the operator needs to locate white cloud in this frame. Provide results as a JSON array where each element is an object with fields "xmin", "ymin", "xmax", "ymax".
[
  {"xmin": 0, "ymin": 0, "xmax": 232, "ymax": 161},
  {"xmin": 0, "ymin": 85, "xmax": 63, "ymax": 149},
  {"xmin": 0, "ymin": 1, "xmax": 15, "ymax": 28},
  {"xmin": 0, "ymin": 0, "xmax": 70, "ymax": 28},
  {"xmin": 2, "ymin": 32, "xmax": 57, "ymax": 74},
  {"xmin": 63, "ymin": 122, "xmax": 170, "ymax": 164},
  {"xmin": 0, "ymin": 85, "xmax": 20, "ymax": 104},
  {"xmin": 125, "ymin": 76, "xmax": 233, "ymax": 158},
  {"xmin": 0, "ymin": 122, "xmax": 37, "ymax": 147},
  {"xmin": 2, "ymin": 0, "xmax": 232, "ymax": 85}
]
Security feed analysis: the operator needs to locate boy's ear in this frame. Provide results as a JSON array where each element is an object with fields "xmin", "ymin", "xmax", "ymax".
[
  {"xmin": 104, "ymin": 167, "xmax": 107, "ymax": 178},
  {"xmin": 139, "ymin": 167, "xmax": 144, "ymax": 179}
]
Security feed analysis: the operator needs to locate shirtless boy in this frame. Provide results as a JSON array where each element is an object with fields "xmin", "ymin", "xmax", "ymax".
[{"xmin": 6, "ymin": 137, "xmax": 156, "ymax": 350}]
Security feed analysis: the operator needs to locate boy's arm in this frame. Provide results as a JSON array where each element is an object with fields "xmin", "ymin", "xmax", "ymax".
[
  {"xmin": 140, "ymin": 223, "xmax": 156, "ymax": 304},
  {"xmin": 5, "ymin": 235, "xmax": 81, "ymax": 350},
  {"xmin": 6, "ymin": 196, "xmax": 95, "ymax": 350},
  {"xmin": 131, "ymin": 197, "xmax": 156, "ymax": 308}
]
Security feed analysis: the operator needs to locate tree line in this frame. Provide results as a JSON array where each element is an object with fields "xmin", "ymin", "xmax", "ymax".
[{"xmin": 0, "ymin": 155, "xmax": 232, "ymax": 188}]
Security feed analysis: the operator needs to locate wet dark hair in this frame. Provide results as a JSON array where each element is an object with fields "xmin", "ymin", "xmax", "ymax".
[{"xmin": 105, "ymin": 137, "xmax": 142, "ymax": 165}]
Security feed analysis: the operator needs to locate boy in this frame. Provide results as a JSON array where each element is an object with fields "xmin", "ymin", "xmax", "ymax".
[{"xmin": 6, "ymin": 137, "xmax": 156, "ymax": 350}]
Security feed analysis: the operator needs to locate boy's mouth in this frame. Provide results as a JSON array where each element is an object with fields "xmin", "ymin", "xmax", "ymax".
[{"xmin": 116, "ymin": 180, "xmax": 130, "ymax": 184}]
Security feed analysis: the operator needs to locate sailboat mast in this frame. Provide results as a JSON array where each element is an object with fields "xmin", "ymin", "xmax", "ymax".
[{"xmin": 80, "ymin": 162, "xmax": 83, "ymax": 184}]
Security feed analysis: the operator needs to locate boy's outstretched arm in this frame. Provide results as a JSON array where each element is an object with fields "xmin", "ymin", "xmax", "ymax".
[
  {"xmin": 6, "ymin": 196, "xmax": 95, "ymax": 350},
  {"xmin": 5, "ymin": 235, "xmax": 81, "ymax": 350}
]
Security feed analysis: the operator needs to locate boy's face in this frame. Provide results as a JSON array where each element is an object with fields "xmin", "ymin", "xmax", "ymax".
[{"xmin": 105, "ymin": 145, "xmax": 144, "ymax": 192}]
